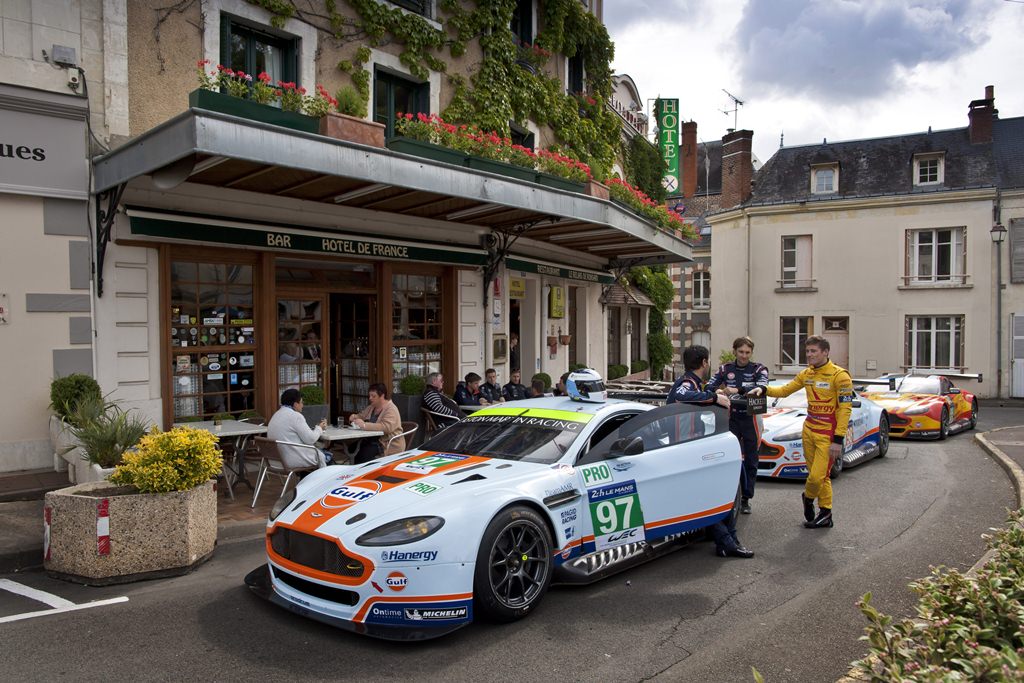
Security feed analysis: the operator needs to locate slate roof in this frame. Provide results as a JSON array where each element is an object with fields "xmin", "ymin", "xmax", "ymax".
[
  {"xmin": 601, "ymin": 283, "xmax": 654, "ymax": 307},
  {"xmin": 745, "ymin": 117, "xmax": 1024, "ymax": 206}
]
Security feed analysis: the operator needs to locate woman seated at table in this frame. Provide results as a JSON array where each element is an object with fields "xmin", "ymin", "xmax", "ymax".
[{"xmin": 350, "ymin": 383, "xmax": 404, "ymax": 463}]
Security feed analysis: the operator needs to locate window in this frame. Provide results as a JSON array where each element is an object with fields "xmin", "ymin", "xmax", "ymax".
[
  {"xmin": 277, "ymin": 299, "xmax": 323, "ymax": 397},
  {"xmin": 811, "ymin": 165, "xmax": 837, "ymax": 194},
  {"xmin": 510, "ymin": 121, "xmax": 535, "ymax": 149},
  {"xmin": 391, "ymin": 273, "xmax": 443, "ymax": 393},
  {"xmin": 905, "ymin": 315, "xmax": 964, "ymax": 369},
  {"xmin": 170, "ymin": 262, "xmax": 257, "ymax": 420},
  {"xmin": 222, "ymin": 16, "xmax": 296, "ymax": 86},
  {"xmin": 692, "ymin": 271, "xmax": 710, "ymax": 307},
  {"xmin": 511, "ymin": 0, "xmax": 533, "ymax": 46},
  {"xmin": 374, "ymin": 68, "xmax": 429, "ymax": 139},
  {"xmin": 568, "ymin": 53, "xmax": 584, "ymax": 94},
  {"xmin": 389, "ymin": 0, "xmax": 431, "ymax": 18},
  {"xmin": 906, "ymin": 228, "xmax": 966, "ymax": 285},
  {"xmin": 691, "ymin": 330, "xmax": 710, "ymax": 349},
  {"xmin": 913, "ymin": 153, "xmax": 944, "ymax": 186},
  {"xmin": 780, "ymin": 316, "xmax": 813, "ymax": 366},
  {"xmin": 781, "ymin": 235, "xmax": 813, "ymax": 288}
]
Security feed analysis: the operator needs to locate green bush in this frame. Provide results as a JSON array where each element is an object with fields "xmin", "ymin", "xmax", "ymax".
[
  {"xmin": 531, "ymin": 372, "xmax": 552, "ymax": 390},
  {"xmin": 607, "ymin": 364, "xmax": 628, "ymax": 380},
  {"xmin": 630, "ymin": 359, "xmax": 649, "ymax": 374},
  {"xmin": 720, "ymin": 349, "xmax": 737, "ymax": 365},
  {"xmin": 110, "ymin": 427, "xmax": 222, "ymax": 493},
  {"xmin": 335, "ymin": 85, "xmax": 367, "ymax": 118},
  {"xmin": 49, "ymin": 374, "xmax": 102, "ymax": 423},
  {"xmin": 299, "ymin": 385, "xmax": 326, "ymax": 405},
  {"xmin": 65, "ymin": 396, "xmax": 151, "ymax": 468},
  {"xmin": 212, "ymin": 412, "xmax": 234, "ymax": 422},
  {"xmin": 647, "ymin": 331, "xmax": 673, "ymax": 380},
  {"xmin": 854, "ymin": 509, "xmax": 1024, "ymax": 681},
  {"xmin": 398, "ymin": 374, "xmax": 426, "ymax": 395},
  {"xmin": 569, "ymin": 363, "xmax": 588, "ymax": 372}
]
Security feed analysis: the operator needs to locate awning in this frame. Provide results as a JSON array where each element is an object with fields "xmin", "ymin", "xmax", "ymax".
[
  {"xmin": 92, "ymin": 109, "xmax": 692, "ymax": 271},
  {"xmin": 600, "ymin": 283, "xmax": 655, "ymax": 307}
]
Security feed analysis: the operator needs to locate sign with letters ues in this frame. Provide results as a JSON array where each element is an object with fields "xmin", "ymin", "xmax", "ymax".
[{"xmin": 745, "ymin": 394, "xmax": 767, "ymax": 415}]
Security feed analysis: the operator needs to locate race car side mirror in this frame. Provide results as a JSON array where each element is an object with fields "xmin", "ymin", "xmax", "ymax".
[{"xmin": 610, "ymin": 435, "xmax": 644, "ymax": 457}]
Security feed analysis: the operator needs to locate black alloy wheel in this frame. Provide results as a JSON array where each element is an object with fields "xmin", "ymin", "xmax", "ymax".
[
  {"xmin": 474, "ymin": 506, "xmax": 553, "ymax": 622},
  {"xmin": 877, "ymin": 414, "xmax": 890, "ymax": 457},
  {"xmin": 938, "ymin": 406, "xmax": 950, "ymax": 440},
  {"xmin": 969, "ymin": 400, "xmax": 978, "ymax": 430}
]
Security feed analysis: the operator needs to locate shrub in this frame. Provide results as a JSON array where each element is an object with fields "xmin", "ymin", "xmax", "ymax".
[
  {"xmin": 607, "ymin": 364, "xmax": 628, "ymax": 380},
  {"xmin": 720, "ymin": 349, "xmax": 737, "ymax": 365},
  {"xmin": 531, "ymin": 373, "xmax": 552, "ymax": 390},
  {"xmin": 569, "ymin": 363, "xmax": 588, "ymax": 372},
  {"xmin": 50, "ymin": 374, "xmax": 102, "ymax": 423},
  {"xmin": 65, "ymin": 397, "xmax": 150, "ymax": 468},
  {"xmin": 335, "ymin": 85, "xmax": 367, "ymax": 118},
  {"xmin": 648, "ymin": 331, "xmax": 674, "ymax": 380},
  {"xmin": 398, "ymin": 374, "xmax": 426, "ymax": 396},
  {"xmin": 110, "ymin": 427, "xmax": 222, "ymax": 493},
  {"xmin": 630, "ymin": 359, "xmax": 649, "ymax": 374},
  {"xmin": 299, "ymin": 385, "xmax": 326, "ymax": 405}
]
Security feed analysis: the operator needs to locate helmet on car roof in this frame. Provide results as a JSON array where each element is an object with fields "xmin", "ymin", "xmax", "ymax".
[{"xmin": 566, "ymin": 368, "xmax": 607, "ymax": 403}]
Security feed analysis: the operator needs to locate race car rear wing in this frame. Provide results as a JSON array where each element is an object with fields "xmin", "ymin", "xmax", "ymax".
[{"xmin": 853, "ymin": 372, "xmax": 983, "ymax": 391}]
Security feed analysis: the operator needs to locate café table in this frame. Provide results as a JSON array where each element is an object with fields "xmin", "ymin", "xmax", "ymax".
[
  {"xmin": 319, "ymin": 425, "xmax": 385, "ymax": 464},
  {"xmin": 172, "ymin": 420, "xmax": 268, "ymax": 498}
]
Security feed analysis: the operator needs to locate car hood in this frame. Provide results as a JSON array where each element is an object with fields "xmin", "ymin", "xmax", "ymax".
[
  {"xmin": 861, "ymin": 392, "xmax": 938, "ymax": 412},
  {"xmin": 272, "ymin": 449, "xmax": 566, "ymax": 538},
  {"xmin": 762, "ymin": 408, "xmax": 806, "ymax": 439}
]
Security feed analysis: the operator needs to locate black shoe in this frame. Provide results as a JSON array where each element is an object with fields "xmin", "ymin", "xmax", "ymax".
[
  {"xmin": 716, "ymin": 545, "xmax": 755, "ymax": 559},
  {"xmin": 802, "ymin": 494, "xmax": 815, "ymax": 523},
  {"xmin": 804, "ymin": 507, "xmax": 833, "ymax": 529},
  {"xmin": 740, "ymin": 499, "xmax": 752, "ymax": 515}
]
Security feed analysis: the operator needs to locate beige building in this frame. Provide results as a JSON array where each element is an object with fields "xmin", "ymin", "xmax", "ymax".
[
  {"xmin": 708, "ymin": 87, "xmax": 1024, "ymax": 399},
  {"xmin": 0, "ymin": 0, "xmax": 690, "ymax": 472}
]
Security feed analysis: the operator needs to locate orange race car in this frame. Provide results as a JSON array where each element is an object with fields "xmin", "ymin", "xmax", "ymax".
[{"xmin": 857, "ymin": 374, "xmax": 979, "ymax": 440}]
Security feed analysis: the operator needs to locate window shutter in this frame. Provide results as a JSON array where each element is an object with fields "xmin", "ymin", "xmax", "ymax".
[
  {"xmin": 1011, "ymin": 219, "xmax": 1024, "ymax": 283},
  {"xmin": 904, "ymin": 229, "xmax": 912, "ymax": 283}
]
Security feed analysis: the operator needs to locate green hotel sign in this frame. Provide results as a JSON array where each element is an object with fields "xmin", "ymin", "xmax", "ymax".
[
  {"xmin": 506, "ymin": 258, "xmax": 614, "ymax": 285},
  {"xmin": 656, "ymin": 98, "xmax": 680, "ymax": 194}
]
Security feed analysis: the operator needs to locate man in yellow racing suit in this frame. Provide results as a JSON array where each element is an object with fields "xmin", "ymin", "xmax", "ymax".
[{"xmin": 766, "ymin": 335, "xmax": 854, "ymax": 528}]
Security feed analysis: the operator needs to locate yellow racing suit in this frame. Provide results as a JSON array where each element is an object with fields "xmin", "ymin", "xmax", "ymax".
[{"xmin": 766, "ymin": 361, "xmax": 854, "ymax": 509}]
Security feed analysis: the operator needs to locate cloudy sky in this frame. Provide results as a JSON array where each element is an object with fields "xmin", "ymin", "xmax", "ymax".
[{"xmin": 605, "ymin": 0, "xmax": 1024, "ymax": 164}]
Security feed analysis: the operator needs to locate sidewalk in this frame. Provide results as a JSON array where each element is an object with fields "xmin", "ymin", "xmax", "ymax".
[{"xmin": 0, "ymin": 468, "xmax": 277, "ymax": 574}]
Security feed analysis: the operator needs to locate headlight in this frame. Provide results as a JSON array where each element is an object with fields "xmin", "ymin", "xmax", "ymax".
[
  {"xmin": 772, "ymin": 429, "xmax": 803, "ymax": 443},
  {"xmin": 902, "ymin": 404, "xmax": 931, "ymax": 415},
  {"xmin": 269, "ymin": 484, "xmax": 298, "ymax": 521},
  {"xmin": 356, "ymin": 516, "xmax": 445, "ymax": 546}
]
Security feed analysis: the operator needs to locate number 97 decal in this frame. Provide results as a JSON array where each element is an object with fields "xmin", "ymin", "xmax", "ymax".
[{"xmin": 587, "ymin": 480, "xmax": 646, "ymax": 551}]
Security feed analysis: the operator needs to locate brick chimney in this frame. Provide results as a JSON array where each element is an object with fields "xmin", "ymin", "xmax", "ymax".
[
  {"xmin": 968, "ymin": 85, "xmax": 997, "ymax": 144},
  {"xmin": 721, "ymin": 129, "xmax": 753, "ymax": 208},
  {"xmin": 681, "ymin": 121, "xmax": 698, "ymax": 198}
]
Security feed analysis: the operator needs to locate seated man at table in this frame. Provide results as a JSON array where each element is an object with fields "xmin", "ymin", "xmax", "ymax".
[
  {"xmin": 502, "ymin": 368, "xmax": 529, "ymax": 401},
  {"xmin": 454, "ymin": 372, "xmax": 490, "ymax": 406},
  {"xmin": 479, "ymin": 368, "xmax": 505, "ymax": 404},
  {"xmin": 350, "ymin": 383, "xmax": 405, "ymax": 463},
  {"xmin": 422, "ymin": 372, "xmax": 462, "ymax": 428},
  {"xmin": 267, "ymin": 388, "xmax": 333, "ymax": 467},
  {"xmin": 529, "ymin": 378, "xmax": 550, "ymax": 398}
]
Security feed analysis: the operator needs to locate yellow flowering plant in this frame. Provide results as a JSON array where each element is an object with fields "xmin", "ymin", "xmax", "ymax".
[{"xmin": 109, "ymin": 427, "xmax": 222, "ymax": 494}]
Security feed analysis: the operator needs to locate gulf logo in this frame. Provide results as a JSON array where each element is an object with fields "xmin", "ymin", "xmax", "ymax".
[
  {"xmin": 319, "ymin": 480, "xmax": 384, "ymax": 509},
  {"xmin": 386, "ymin": 571, "xmax": 408, "ymax": 591}
]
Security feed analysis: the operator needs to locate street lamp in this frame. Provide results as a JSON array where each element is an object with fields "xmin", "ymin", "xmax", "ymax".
[{"xmin": 992, "ymin": 223, "xmax": 1007, "ymax": 398}]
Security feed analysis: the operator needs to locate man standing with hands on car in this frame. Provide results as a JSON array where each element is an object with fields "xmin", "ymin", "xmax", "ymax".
[
  {"xmin": 707, "ymin": 337, "xmax": 769, "ymax": 515},
  {"xmin": 766, "ymin": 335, "xmax": 853, "ymax": 529}
]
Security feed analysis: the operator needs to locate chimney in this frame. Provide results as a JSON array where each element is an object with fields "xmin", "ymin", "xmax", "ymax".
[
  {"xmin": 681, "ymin": 121, "xmax": 698, "ymax": 198},
  {"xmin": 721, "ymin": 129, "xmax": 753, "ymax": 208},
  {"xmin": 968, "ymin": 85, "xmax": 997, "ymax": 144}
]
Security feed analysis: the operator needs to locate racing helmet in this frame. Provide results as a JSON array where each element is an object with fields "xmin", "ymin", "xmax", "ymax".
[{"xmin": 566, "ymin": 368, "xmax": 607, "ymax": 403}]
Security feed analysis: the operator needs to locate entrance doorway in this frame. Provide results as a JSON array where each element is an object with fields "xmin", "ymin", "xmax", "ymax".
[
  {"xmin": 509, "ymin": 297, "xmax": 522, "ymax": 373},
  {"xmin": 821, "ymin": 316, "xmax": 849, "ymax": 370},
  {"xmin": 331, "ymin": 294, "xmax": 374, "ymax": 418}
]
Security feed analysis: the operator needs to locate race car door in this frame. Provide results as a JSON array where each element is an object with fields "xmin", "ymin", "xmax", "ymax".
[{"xmin": 574, "ymin": 403, "xmax": 740, "ymax": 553}]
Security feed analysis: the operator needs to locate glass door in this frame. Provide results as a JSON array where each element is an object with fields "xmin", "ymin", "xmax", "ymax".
[
  {"xmin": 331, "ymin": 294, "xmax": 374, "ymax": 416},
  {"xmin": 276, "ymin": 297, "xmax": 325, "ymax": 397}
]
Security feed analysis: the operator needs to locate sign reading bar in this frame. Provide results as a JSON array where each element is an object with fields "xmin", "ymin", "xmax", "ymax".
[
  {"xmin": 506, "ymin": 258, "xmax": 614, "ymax": 285},
  {"xmin": 656, "ymin": 98, "xmax": 680, "ymax": 195}
]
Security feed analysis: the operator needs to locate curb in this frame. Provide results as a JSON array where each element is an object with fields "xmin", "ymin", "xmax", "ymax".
[{"xmin": 838, "ymin": 427, "xmax": 1024, "ymax": 682}]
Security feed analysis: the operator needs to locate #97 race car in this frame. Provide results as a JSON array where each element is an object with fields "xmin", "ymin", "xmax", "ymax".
[
  {"xmin": 245, "ymin": 398, "xmax": 742, "ymax": 640},
  {"xmin": 858, "ymin": 374, "xmax": 979, "ymax": 440},
  {"xmin": 758, "ymin": 386, "xmax": 889, "ymax": 479}
]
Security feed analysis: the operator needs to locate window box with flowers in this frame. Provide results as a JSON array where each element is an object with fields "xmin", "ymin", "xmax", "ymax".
[
  {"xmin": 318, "ymin": 86, "xmax": 386, "ymax": 148},
  {"xmin": 190, "ymin": 61, "xmax": 319, "ymax": 134}
]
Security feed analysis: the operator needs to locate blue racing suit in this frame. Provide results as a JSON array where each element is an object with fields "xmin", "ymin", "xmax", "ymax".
[{"xmin": 706, "ymin": 361, "xmax": 769, "ymax": 502}]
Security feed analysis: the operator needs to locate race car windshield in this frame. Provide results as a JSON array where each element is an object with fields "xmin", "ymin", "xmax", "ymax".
[
  {"xmin": 773, "ymin": 389, "xmax": 808, "ymax": 409},
  {"xmin": 894, "ymin": 377, "xmax": 942, "ymax": 394},
  {"xmin": 419, "ymin": 412, "xmax": 585, "ymax": 464}
]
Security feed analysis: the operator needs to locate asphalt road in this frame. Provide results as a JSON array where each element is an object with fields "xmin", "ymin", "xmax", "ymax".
[{"xmin": 0, "ymin": 417, "xmax": 1017, "ymax": 683}]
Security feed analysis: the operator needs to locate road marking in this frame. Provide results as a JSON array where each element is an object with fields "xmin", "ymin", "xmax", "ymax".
[{"xmin": 0, "ymin": 579, "xmax": 128, "ymax": 624}]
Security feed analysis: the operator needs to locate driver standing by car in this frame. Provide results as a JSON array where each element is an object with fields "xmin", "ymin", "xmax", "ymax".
[
  {"xmin": 766, "ymin": 335, "xmax": 853, "ymax": 529},
  {"xmin": 668, "ymin": 345, "xmax": 752, "ymax": 559}
]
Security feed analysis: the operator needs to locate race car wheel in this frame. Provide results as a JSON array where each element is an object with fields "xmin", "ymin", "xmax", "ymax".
[
  {"xmin": 474, "ymin": 505, "xmax": 553, "ymax": 623},
  {"xmin": 938, "ymin": 406, "xmax": 950, "ymax": 441},
  {"xmin": 968, "ymin": 400, "xmax": 978, "ymax": 430},
  {"xmin": 877, "ymin": 414, "xmax": 890, "ymax": 457}
]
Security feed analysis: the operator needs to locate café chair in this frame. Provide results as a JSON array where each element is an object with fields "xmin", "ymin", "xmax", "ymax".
[
  {"xmin": 387, "ymin": 421, "xmax": 419, "ymax": 452},
  {"xmin": 251, "ymin": 437, "xmax": 320, "ymax": 509}
]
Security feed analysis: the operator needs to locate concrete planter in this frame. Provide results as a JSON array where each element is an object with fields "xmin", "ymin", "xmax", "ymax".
[
  {"xmin": 584, "ymin": 179, "xmax": 610, "ymax": 200},
  {"xmin": 44, "ymin": 480, "xmax": 217, "ymax": 585},
  {"xmin": 319, "ymin": 112, "xmax": 385, "ymax": 148}
]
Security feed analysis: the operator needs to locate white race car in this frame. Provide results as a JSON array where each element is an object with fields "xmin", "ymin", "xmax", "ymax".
[
  {"xmin": 246, "ymin": 398, "xmax": 741, "ymax": 640},
  {"xmin": 758, "ymin": 387, "xmax": 890, "ymax": 479}
]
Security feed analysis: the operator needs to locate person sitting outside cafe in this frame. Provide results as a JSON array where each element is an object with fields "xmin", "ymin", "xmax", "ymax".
[
  {"xmin": 503, "ymin": 369, "xmax": 529, "ymax": 401},
  {"xmin": 350, "ymin": 382, "xmax": 404, "ymax": 463},
  {"xmin": 422, "ymin": 372, "xmax": 462, "ymax": 428},
  {"xmin": 267, "ymin": 388, "xmax": 333, "ymax": 467},
  {"xmin": 480, "ymin": 368, "xmax": 505, "ymax": 404},
  {"xmin": 454, "ymin": 372, "xmax": 490, "ymax": 406},
  {"xmin": 529, "ymin": 378, "xmax": 549, "ymax": 398},
  {"xmin": 552, "ymin": 372, "xmax": 570, "ymax": 397}
]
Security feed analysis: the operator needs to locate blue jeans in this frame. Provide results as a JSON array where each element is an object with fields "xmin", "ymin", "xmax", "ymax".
[{"xmin": 321, "ymin": 449, "xmax": 334, "ymax": 465}]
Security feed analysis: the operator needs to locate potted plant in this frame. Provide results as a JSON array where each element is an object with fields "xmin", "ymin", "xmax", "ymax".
[
  {"xmin": 299, "ymin": 385, "xmax": 328, "ymax": 429},
  {"xmin": 49, "ymin": 374, "xmax": 102, "ymax": 479},
  {"xmin": 63, "ymin": 397, "xmax": 150, "ymax": 484},
  {"xmin": 45, "ymin": 426, "xmax": 222, "ymax": 584},
  {"xmin": 393, "ymin": 374, "xmax": 426, "ymax": 447},
  {"xmin": 531, "ymin": 372, "xmax": 553, "ymax": 393},
  {"xmin": 319, "ymin": 85, "xmax": 385, "ymax": 148}
]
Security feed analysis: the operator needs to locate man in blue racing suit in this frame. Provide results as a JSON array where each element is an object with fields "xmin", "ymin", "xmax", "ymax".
[
  {"xmin": 668, "ymin": 345, "xmax": 753, "ymax": 559},
  {"xmin": 706, "ymin": 336, "xmax": 768, "ymax": 515}
]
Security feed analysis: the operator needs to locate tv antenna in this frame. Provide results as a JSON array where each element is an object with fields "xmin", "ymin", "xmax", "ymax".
[{"xmin": 721, "ymin": 89, "xmax": 744, "ymax": 131}]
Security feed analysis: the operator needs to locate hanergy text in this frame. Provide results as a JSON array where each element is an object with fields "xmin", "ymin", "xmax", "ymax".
[{"xmin": 381, "ymin": 550, "xmax": 438, "ymax": 563}]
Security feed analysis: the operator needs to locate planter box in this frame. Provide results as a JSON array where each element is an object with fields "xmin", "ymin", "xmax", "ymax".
[
  {"xmin": 584, "ymin": 179, "xmax": 610, "ymax": 200},
  {"xmin": 386, "ymin": 137, "xmax": 468, "ymax": 167},
  {"xmin": 320, "ymin": 112, "xmax": 385, "ymax": 148},
  {"xmin": 44, "ymin": 480, "xmax": 217, "ymax": 585},
  {"xmin": 466, "ymin": 155, "xmax": 538, "ymax": 182},
  {"xmin": 536, "ymin": 172, "xmax": 586, "ymax": 193},
  {"xmin": 188, "ymin": 88, "xmax": 319, "ymax": 134},
  {"xmin": 302, "ymin": 404, "xmax": 329, "ymax": 430},
  {"xmin": 392, "ymin": 393, "xmax": 423, "ymax": 448}
]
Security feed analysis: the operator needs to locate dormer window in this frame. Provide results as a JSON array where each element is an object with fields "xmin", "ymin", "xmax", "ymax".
[
  {"xmin": 811, "ymin": 164, "xmax": 838, "ymax": 194},
  {"xmin": 914, "ymin": 153, "xmax": 944, "ymax": 186}
]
